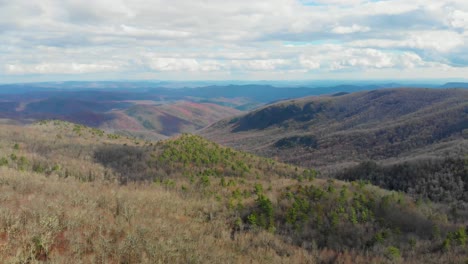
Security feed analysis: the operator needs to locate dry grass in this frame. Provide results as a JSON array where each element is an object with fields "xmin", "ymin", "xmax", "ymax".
[
  {"xmin": 0, "ymin": 121, "xmax": 466, "ymax": 263},
  {"xmin": 0, "ymin": 167, "xmax": 322, "ymax": 263},
  {"xmin": 0, "ymin": 122, "xmax": 318, "ymax": 263}
]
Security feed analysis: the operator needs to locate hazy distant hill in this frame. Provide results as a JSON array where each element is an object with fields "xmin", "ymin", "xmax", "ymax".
[
  {"xmin": 1, "ymin": 82, "xmax": 466, "ymax": 140},
  {"xmin": 0, "ymin": 83, "xmax": 383, "ymax": 138},
  {"xmin": 440, "ymin": 82, "xmax": 468, "ymax": 88},
  {"xmin": 122, "ymin": 102, "xmax": 242, "ymax": 136},
  {"xmin": 201, "ymin": 88, "xmax": 468, "ymax": 170}
]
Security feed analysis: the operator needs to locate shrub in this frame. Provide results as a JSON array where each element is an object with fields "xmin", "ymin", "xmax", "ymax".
[
  {"xmin": 385, "ymin": 246, "xmax": 401, "ymax": 261},
  {"xmin": 0, "ymin": 157, "xmax": 8, "ymax": 167}
]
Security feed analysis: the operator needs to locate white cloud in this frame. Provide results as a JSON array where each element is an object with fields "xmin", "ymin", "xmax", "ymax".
[
  {"xmin": 230, "ymin": 59, "xmax": 289, "ymax": 71},
  {"xmin": 400, "ymin": 52, "xmax": 424, "ymax": 68},
  {"xmin": 349, "ymin": 31, "xmax": 465, "ymax": 53},
  {"xmin": 0, "ymin": 0, "xmax": 467, "ymax": 81},
  {"xmin": 332, "ymin": 24, "xmax": 370, "ymax": 34},
  {"xmin": 359, "ymin": 1, "xmax": 419, "ymax": 15},
  {"xmin": 119, "ymin": 25, "xmax": 192, "ymax": 39},
  {"xmin": 447, "ymin": 10, "xmax": 468, "ymax": 29},
  {"xmin": 299, "ymin": 56, "xmax": 321, "ymax": 70},
  {"xmin": 326, "ymin": 48, "xmax": 395, "ymax": 69},
  {"xmin": 147, "ymin": 58, "xmax": 200, "ymax": 72},
  {"xmin": 5, "ymin": 63, "xmax": 121, "ymax": 74}
]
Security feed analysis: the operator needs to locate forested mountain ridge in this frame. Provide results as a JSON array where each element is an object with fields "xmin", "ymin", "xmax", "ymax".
[{"xmin": 201, "ymin": 88, "xmax": 468, "ymax": 169}]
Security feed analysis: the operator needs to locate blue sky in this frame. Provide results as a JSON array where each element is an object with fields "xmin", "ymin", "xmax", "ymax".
[{"xmin": 1, "ymin": 0, "xmax": 468, "ymax": 82}]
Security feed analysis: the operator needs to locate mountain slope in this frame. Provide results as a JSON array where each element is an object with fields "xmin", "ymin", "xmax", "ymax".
[
  {"xmin": 0, "ymin": 121, "xmax": 466, "ymax": 263},
  {"xmin": 200, "ymin": 88, "xmax": 468, "ymax": 169},
  {"xmin": 2, "ymin": 82, "xmax": 465, "ymax": 141},
  {"xmin": 123, "ymin": 101, "xmax": 242, "ymax": 136}
]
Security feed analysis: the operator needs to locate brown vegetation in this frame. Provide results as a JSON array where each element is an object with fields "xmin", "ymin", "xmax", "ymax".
[
  {"xmin": 201, "ymin": 88, "xmax": 468, "ymax": 171},
  {"xmin": 0, "ymin": 120, "xmax": 466, "ymax": 263}
]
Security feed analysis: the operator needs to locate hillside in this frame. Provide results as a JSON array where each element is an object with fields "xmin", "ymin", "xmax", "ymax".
[
  {"xmin": 0, "ymin": 120, "xmax": 466, "ymax": 263},
  {"xmin": 0, "ymin": 82, "xmax": 427, "ymax": 136},
  {"xmin": 0, "ymin": 94, "xmax": 242, "ymax": 139},
  {"xmin": 122, "ymin": 101, "xmax": 242, "ymax": 136},
  {"xmin": 2, "ymin": 83, "xmax": 466, "ymax": 141},
  {"xmin": 201, "ymin": 88, "xmax": 468, "ymax": 170}
]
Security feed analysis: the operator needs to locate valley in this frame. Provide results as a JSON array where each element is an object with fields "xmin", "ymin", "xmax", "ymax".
[{"xmin": 201, "ymin": 88, "xmax": 468, "ymax": 170}]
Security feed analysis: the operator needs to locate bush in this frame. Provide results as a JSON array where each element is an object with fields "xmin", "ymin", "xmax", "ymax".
[
  {"xmin": 0, "ymin": 157, "xmax": 8, "ymax": 167},
  {"xmin": 385, "ymin": 246, "xmax": 401, "ymax": 261}
]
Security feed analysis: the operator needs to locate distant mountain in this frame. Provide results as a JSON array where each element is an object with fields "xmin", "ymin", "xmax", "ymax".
[
  {"xmin": 439, "ymin": 82, "xmax": 468, "ymax": 88},
  {"xmin": 0, "ymin": 83, "xmax": 366, "ymax": 138},
  {"xmin": 0, "ymin": 82, "xmax": 397, "ymax": 102},
  {"xmin": 200, "ymin": 88, "xmax": 468, "ymax": 170},
  {"xmin": 121, "ymin": 102, "xmax": 242, "ymax": 136},
  {"xmin": 1, "ymin": 82, "xmax": 466, "ymax": 140},
  {"xmin": 164, "ymin": 84, "xmax": 386, "ymax": 103}
]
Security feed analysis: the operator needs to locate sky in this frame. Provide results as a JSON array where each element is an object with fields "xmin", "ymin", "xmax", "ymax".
[{"xmin": 1, "ymin": 0, "xmax": 468, "ymax": 83}]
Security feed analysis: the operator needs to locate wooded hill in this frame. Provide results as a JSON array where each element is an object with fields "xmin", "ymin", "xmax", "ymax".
[
  {"xmin": 0, "ymin": 120, "xmax": 466, "ymax": 263},
  {"xmin": 201, "ymin": 88, "xmax": 468, "ymax": 170}
]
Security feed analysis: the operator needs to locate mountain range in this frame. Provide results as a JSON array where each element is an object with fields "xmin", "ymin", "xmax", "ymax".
[
  {"xmin": 201, "ymin": 88, "xmax": 468, "ymax": 169},
  {"xmin": 1, "ymin": 82, "xmax": 467, "ymax": 139}
]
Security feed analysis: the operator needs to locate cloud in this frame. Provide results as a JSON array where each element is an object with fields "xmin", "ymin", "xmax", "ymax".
[
  {"xmin": 299, "ymin": 56, "xmax": 321, "ymax": 70},
  {"xmin": 335, "ymin": 49, "xmax": 395, "ymax": 69},
  {"xmin": 332, "ymin": 24, "xmax": 370, "ymax": 34},
  {"xmin": 0, "ymin": 0, "xmax": 467, "ymax": 81},
  {"xmin": 230, "ymin": 59, "xmax": 290, "ymax": 71},
  {"xmin": 146, "ymin": 58, "xmax": 225, "ymax": 72},
  {"xmin": 447, "ymin": 10, "xmax": 468, "ymax": 30},
  {"xmin": 349, "ymin": 30, "xmax": 465, "ymax": 53},
  {"xmin": 5, "ymin": 63, "xmax": 121, "ymax": 74}
]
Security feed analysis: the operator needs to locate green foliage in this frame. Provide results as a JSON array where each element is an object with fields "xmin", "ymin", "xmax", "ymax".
[
  {"xmin": 163, "ymin": 179, "xmax": 176, "ymax": 189},
  {"xmin": 0, "ymin": 157, "xmax": 8, "ymax": 167},
  {"xmin": 385, "ymin": 246, "xmax": 401, "ymax": 261},
  {"xmin": 32, "ymin": 235, "xmax": 48, "ymax": 261},
  {"xmin": 240, "ymin": 181, "xmax": 444, "ymax": 252},
  {"xmin": 254, "ymin": 183, "xmax": 263, "ymax": 195},
  {"xmin": 199, "ymin": 175, "xmax": 211, "ymax": 187},
  {"xmin": 90, "ymin": 128, "xmax": 105, "ymax": 137},
  {"xmin": 52, "ymin": 164, "xmax": 61, "ymax": 171},
  {"xmin": 337, "ymin": 158, "xmax": 468, "ymax": 203},
  {"xmin": 95, "ymin": 134, "xmax": 303, "ymax": 184},
  {"xmin": 454, "ymin": 227, "xmax": 467, "ymax": 246},
  {"xmin": 107, "ymin": 134, "xmax": 120, "ymax": 139},
  {"xmin": 442, "ymin": 237, "xmax": 451, "ymax": 252},
  {"xmin": 72, "ymin": 124, "xmax": 83, "ymax": 134},
  {"xmin": 302, "ymin": 169, "xmax": 317, "ymax": 181},
  {"xmin": 220, "ymin": 177, "xmax": 226, "ymax": 187},
  {"xmin": 373, "ymin": 231, "xmax": 389, "ymax": 244},
  {"xmin": 444, "ymin": 227, "xmax": 468, "ymax": 250},
  {"xmin": 248, "ymin": 194, "xmax": 274, "ymax": 231},
  {"xmin": 17, "ymin": 156, "xmax": 29, "ymax": 171},
  {"xmin": 285, "ymin": 197, "xmax": 310, "ymax": 228},
  {"xmin": 247, "ymin": 213, "xmax": 257, "ymax": 226},
  {"xmin": 32, "ymin": 162, "xmax": 46, "ymax": 173},
  {"xmin": 232, "ymin": 188, "xmax": 242, "ymax": 199}
]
